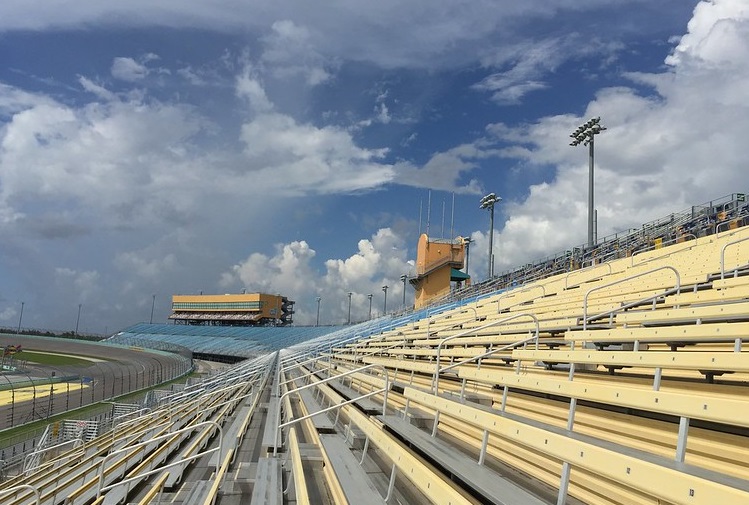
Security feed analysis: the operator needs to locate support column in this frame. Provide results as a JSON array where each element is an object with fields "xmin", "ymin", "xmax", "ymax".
[
  {"xmin": 675, "ymin": 416, "xmax": 690, "ymax": 463},
  {"xmin": 557, "ymin": 461, "xmax": 571, "ymax": 505}
]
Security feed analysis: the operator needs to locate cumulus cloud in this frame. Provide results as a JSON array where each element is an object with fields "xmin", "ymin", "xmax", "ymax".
[
  {"xmin": 0, "ymin": 89, "xmax": 212, "ymax": 228},
  {"xmin": 220, "ymin": 228, "xmax": 414, "ymax": 324}
]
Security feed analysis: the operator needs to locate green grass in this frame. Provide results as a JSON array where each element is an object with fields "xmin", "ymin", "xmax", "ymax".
[{"xmin": 11, "ymin": 350, "xmax": 96, "ymax": 367}]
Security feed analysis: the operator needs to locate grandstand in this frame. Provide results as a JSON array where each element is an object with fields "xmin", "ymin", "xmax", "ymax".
[
  {"xmin": 170, "ymin": 293, "xmax": 295, "ymax": 326},
  {"xmin": 1, "ymin": 194, "xmax": 749, "ymax": 504}
]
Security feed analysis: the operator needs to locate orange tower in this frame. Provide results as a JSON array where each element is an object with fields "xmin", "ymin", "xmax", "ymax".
[{"xmin": 409, "ymin": 234, "xmax": 470, "ymax": 309}]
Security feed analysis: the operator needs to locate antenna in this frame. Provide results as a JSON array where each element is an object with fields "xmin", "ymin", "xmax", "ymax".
[
  {"xmin": 450, "ymin": 192, "xmax": 455, "ymax": 239},
  {"xmin": 441, "ymin": 197, "xmax": 445, "ymax": 238},
  {"xmin": 418, "ymin": 197, "xmax": 423, "ymax": 236},
  {"xmin": 426, "ymin": 190, "xmax": 431, "ymax": 236}
]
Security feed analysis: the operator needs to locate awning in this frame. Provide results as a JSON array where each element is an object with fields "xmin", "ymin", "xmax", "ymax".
[{"xmin": 450, "ymin": 268, "xmax": 470, "ymax": 281}]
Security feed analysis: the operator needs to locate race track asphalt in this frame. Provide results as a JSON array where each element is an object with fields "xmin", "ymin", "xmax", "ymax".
[{"xmin": 0, "ymin": 334, "xmax": 189, "ymax": 430}]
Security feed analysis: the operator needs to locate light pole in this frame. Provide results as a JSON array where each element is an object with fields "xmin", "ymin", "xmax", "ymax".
[
  {"xmin": 367, "ymin": 294, "xmax": 373, "ymax": 320},
  {"xmin": 480, "ymin": 193, "xmax": 501, "ymax": 278},
  {"xmin": 149, "ymin": 294, "xmax": 156, "ymax": 324},
  {"xmin": 316, "ymin": 297, "xmax": 321, "ymax": 326},
  {"xmin": 400, "ymin": 274, "xmax": 407, "ymax": 307},
  {"xmin": 464, "ymin": 237, "xmax": 473, "ymax": 276},
  {"xmin": 75, "ymin": 304, "xmax": 82, "ymax": 335},
  {"xmin": 382, "ymin": 285, "xmax": 389, "ymax": 314},
  {"xmin": 16, "ymin": 301, "xmax": 24, "ymax": 335},
  {"xmin": 570, "ymin": 116, "xmax": 606, "ymax": 248},
  {"xmin": 347, "ymin": 292, "xmax": 353, "ymax": 324}
]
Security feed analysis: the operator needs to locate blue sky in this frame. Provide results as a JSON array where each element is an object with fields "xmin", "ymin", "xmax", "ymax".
[{"xmin": 0, "ymin": 0, "xmax": 747, "ymax": 332}]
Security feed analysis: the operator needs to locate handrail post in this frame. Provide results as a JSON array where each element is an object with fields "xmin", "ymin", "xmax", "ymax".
[{"xmin": 720, "ymin": 235, "xmax": 749, "ymax": 279}]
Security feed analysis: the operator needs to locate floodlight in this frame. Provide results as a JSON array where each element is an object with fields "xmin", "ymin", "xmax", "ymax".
[{"xmin": 569, "ymin": 116, "xmax": 606, "ymax": 248}]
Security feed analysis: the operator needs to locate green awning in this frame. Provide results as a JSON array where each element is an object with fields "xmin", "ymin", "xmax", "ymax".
[{"xmin": 450, "ymin": 268, "xmax": 470, "ymax": 281}]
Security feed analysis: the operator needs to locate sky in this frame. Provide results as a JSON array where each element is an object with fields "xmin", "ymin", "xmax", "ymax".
[{"xmin": 1, "ymin": 0, "xmax": 747, "ymax": 333}]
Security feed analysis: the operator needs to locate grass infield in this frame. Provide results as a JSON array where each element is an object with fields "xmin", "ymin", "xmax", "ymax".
[{"xmin": 12, "ymin": 350, "xmax": 94, "ymax": 367}]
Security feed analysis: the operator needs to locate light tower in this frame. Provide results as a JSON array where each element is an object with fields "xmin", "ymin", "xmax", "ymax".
[
  {"xmin": 570, "ymin": 116, "xmax": 606, "ymax": 248},
  {"xmin": 479, "ymin": 193, "xmax": 501, "ymax": 278},
  {"xmin": 400, "ymin": 274, "xmax": 408, "ymax": 307}
]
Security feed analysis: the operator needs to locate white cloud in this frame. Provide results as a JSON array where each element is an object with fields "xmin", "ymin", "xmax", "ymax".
[
  {"xmin": 473, "ymin": 35, "xmax": 624, "ymax": 104},
  {"xmin": 111, "ymin": 57, "xmax": 149, "ymax": 81},
  {"xmin": 262, "ymin": 20, "xmax": 333, "ymax": 86},
  {"xmin": 0, "ymin": 90, "xmax": 211, "ymax": 226},
  {"xmin": 238, "ymin": 112, "xmax": 393, "ymax": 194},
  {"xmin": 394, "ymin": 143, "xmax": 495, "ymax": 194},
  {"xmin": 0, "ymin": 82, "xmax": 55, "ymax": 115},
  {"xmin": 235, "ymin": 68, "xmax": 274, "ymax": 113},
  {"xmin": 234, "ymin": 71, "xmax": 395, "ymax": 194},
  {"xmin": 220, "ymin": 228, "xmax": 414, "ymax": 324},
  {"xmin": 79, "ymin": 76, "xmax": 117, "ymax": 101},
  {"xmin": 666, "ymin": 0, "xmax": 749, "ymax": 68}
]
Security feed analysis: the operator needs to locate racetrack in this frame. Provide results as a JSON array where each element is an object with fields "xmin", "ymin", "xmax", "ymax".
[{"xmin": 0, "ymin": 333, "xmax": 191, "ymax": 430}]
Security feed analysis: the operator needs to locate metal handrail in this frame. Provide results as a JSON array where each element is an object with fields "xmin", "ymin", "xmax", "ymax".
[
  {"xmin": 0, "ymin": 485, "xmax": 40, "ymax": 505},
  {"xmin": 432, "ymin": 313, "xmax": 539, "ymax": 393},
  {"xmin": 351, "ymin": 336, "xmax": 410, "ymax": 363},
  {"xmin": 437, "ymin": 332, "xmax": 539, "ymax": 381},
  {"xmin": 496, "ymin": 283, "xmax": 546, "ymax": 313},
  {"xmin": 110, "ymin": 407, "xmax": 151, "ymax": 430},
  {"xmin": 274, "ymin": 363, "xmax": 389, "ymax": 455},
  {"xmin": 564, "ymin": 261, "xmax": 612, "ymax": 289},
  {"xmin": 630, "ymin": 234, "xmax": 696, "ymax": 266},
  {"xmin": 97, "ymin": 420, "xmax": 222, "ymax": 498},
  {"xmin": 720, "ymin": 235, "xmax": 749, "ymax": 279},
  {"xmin": 109, "ymin": 418, "xmax": 175, "ymax": 454},
  {"xmin": 582, "ymin": 266, "xmax": 680, "ymax": 330},
  {"xmin": 185, "ymin": 363, "xmax": 268, "ymax": 392},
  {"xmin": 23, "ymin": 438, "xmax": 84, "ymax": 474},
  {"xmin": 280, "ymin": 368, "xmax": 327, "ymax": 387},
  {"xmin": 424, "ymin": 307, "xmax": 479, "ymax": 337},
  {"xmin": 283, "ymin": 332, "xmax": 366, "ymax": 364},
  {"xmin": 158, "ymin": 381, "xmax": 245, "ymax": 406},
  {"xmin": 279, "ymin": 356, "xmax": 325, "ymax": 375}
]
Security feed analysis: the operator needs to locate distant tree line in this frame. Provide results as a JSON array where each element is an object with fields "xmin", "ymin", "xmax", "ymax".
[{"xmin": 0, "ymin": 327, "xmax": 105, "ymax": 342}]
